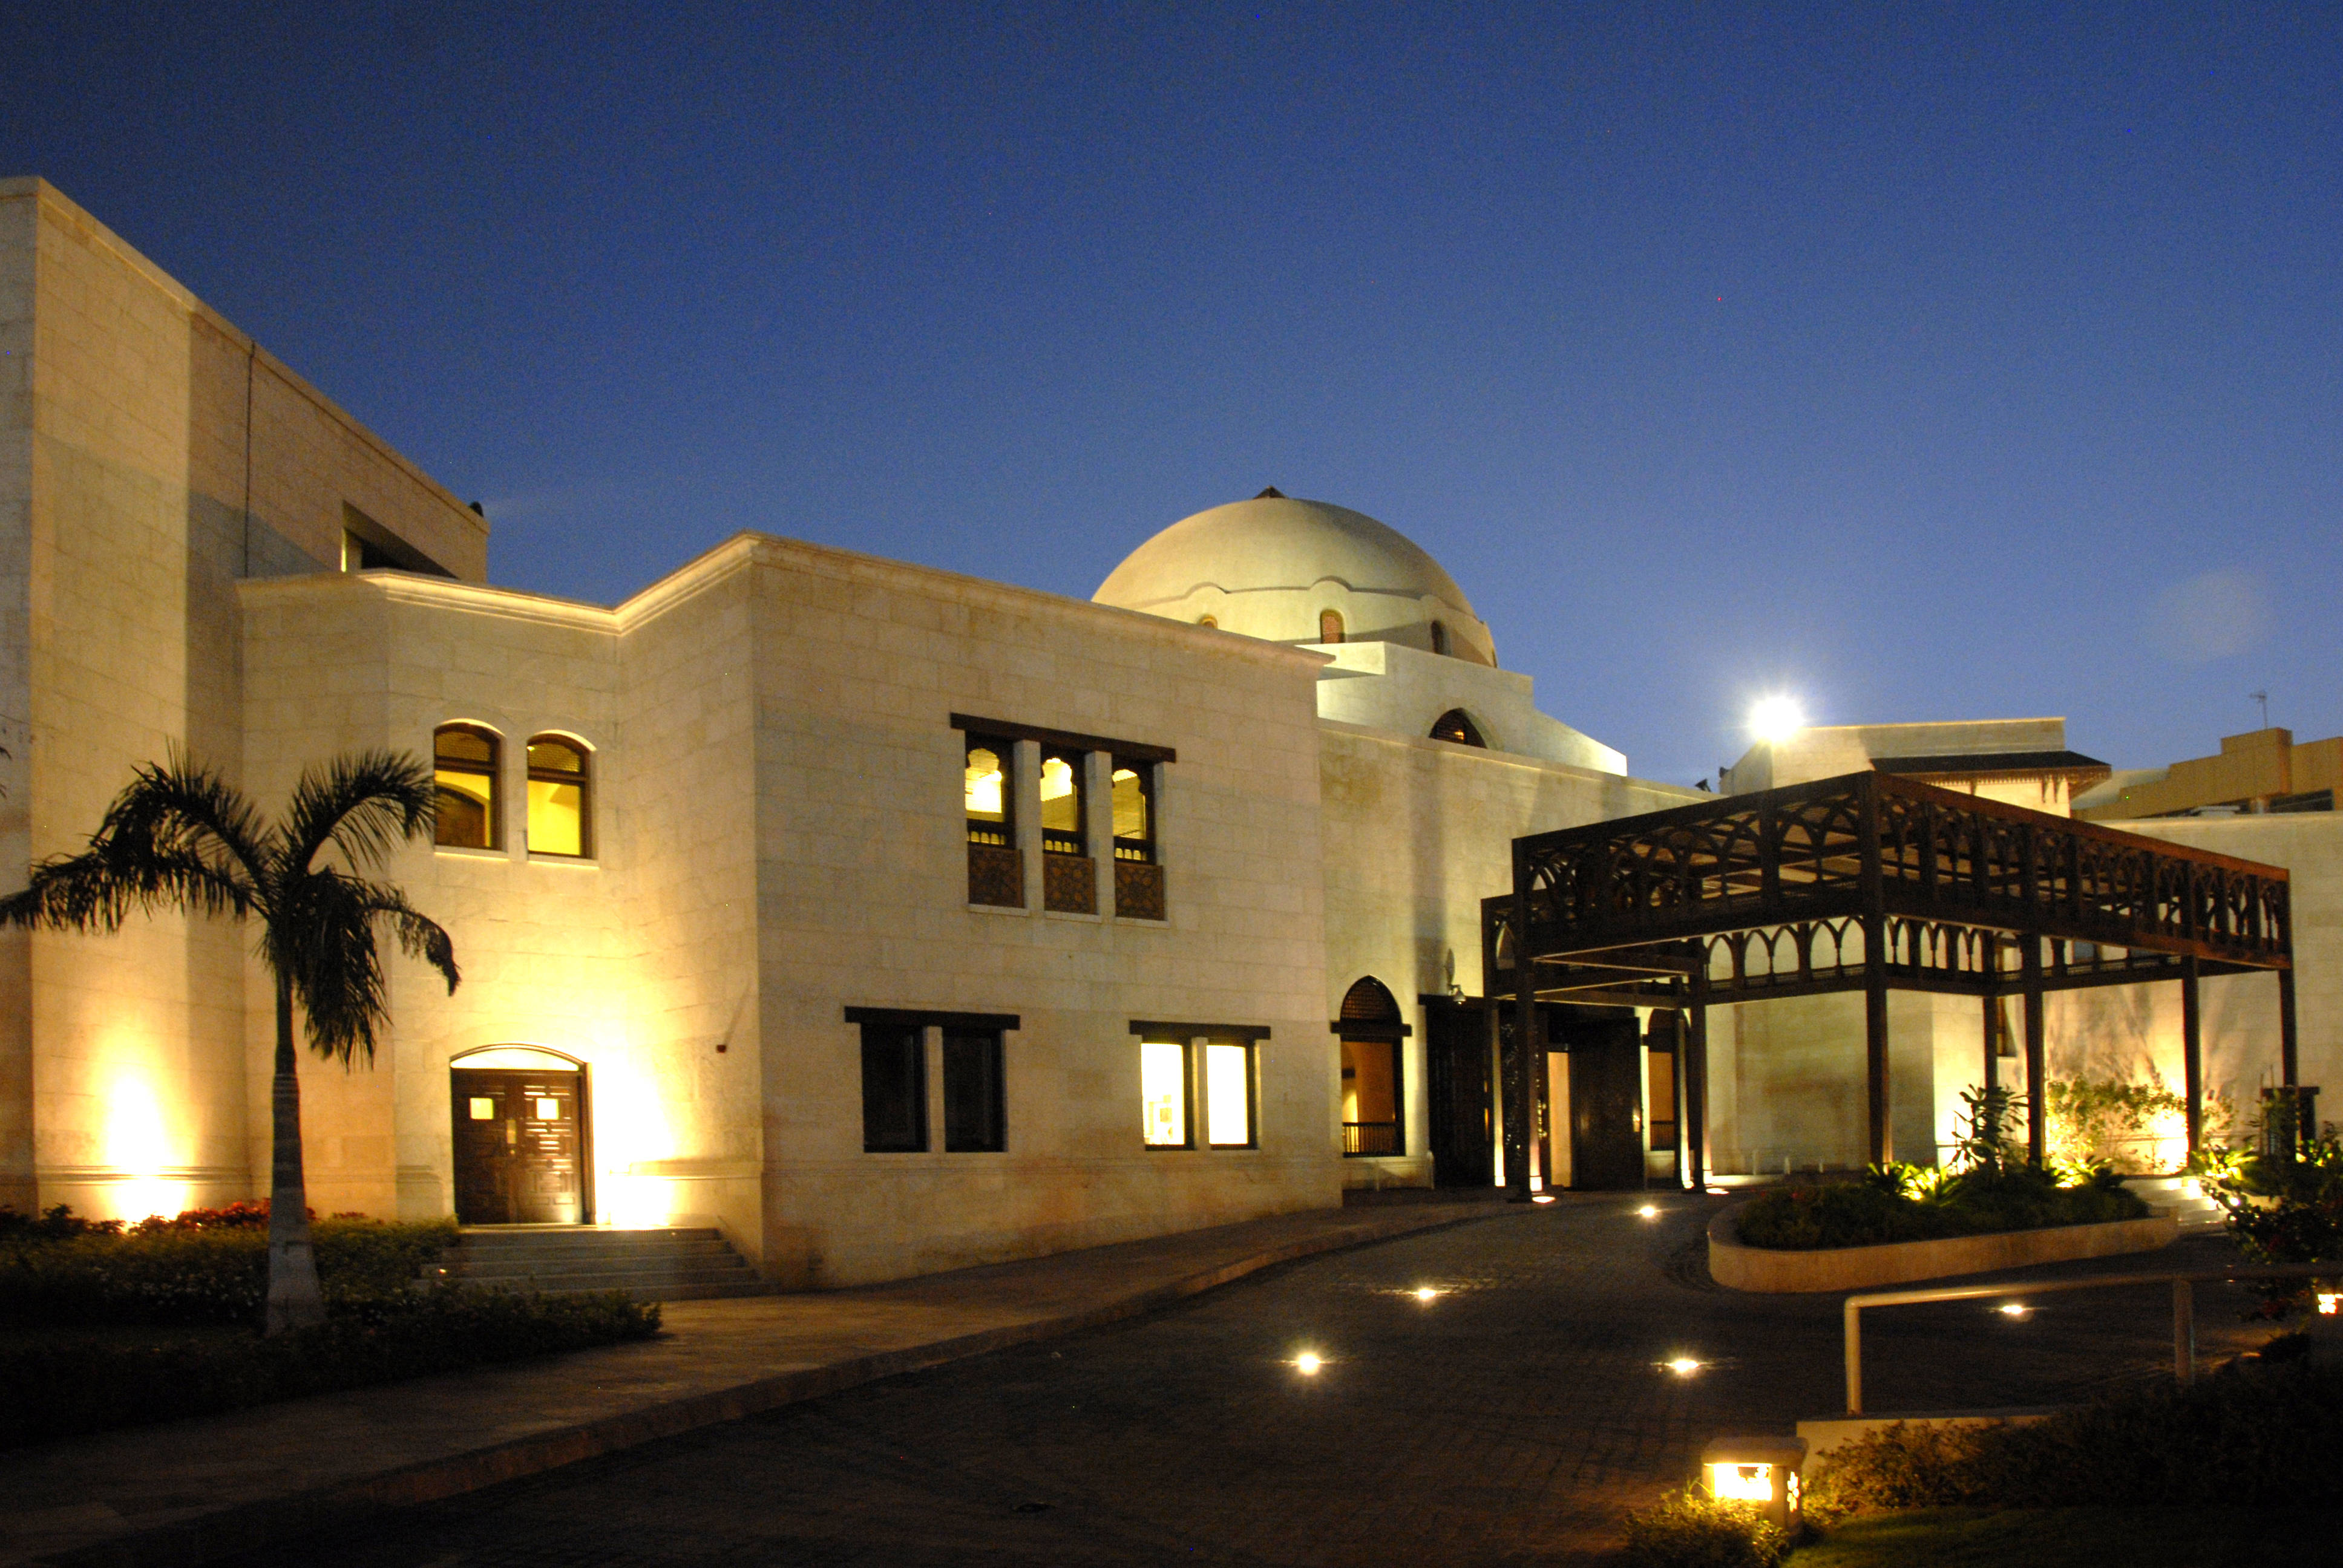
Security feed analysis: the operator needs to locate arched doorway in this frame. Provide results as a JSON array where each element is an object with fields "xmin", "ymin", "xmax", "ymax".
[
  {"xmin": 1338, "ymin": 977, "xmax": 1408, "ymax": 1157},
  {"xmin": 450, "ymin": 1046, "xmax": 592, "ymax": 1224}
]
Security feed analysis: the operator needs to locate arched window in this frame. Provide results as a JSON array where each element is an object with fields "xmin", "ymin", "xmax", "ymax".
[
  {"xmin": 526, "ymin": 735, "xmax": 592, "ymax": 858},
  {"xmin": 964, "ymin": 736, "xmax": 1011, "ymax": 847},
  {"xmin": 1040, "ymin": 748, "xmax": 1086, "ymax": 857},
  {"xmin": 433, "ymin": 724, "xmax": 500, "ymax": 849},
  {"xmin": 1196, "ymin": 614, "xmax": 1217, "ymax": 629},
  {"xmin": 1337, "ymin": 977, "xmax": 1406, "ymax": 1157},
  {"xmin": 1319, "ymin": 609, "xmax": 1345, "ymax": 644},
  {"xmin": 1429, "ymin": 620, "xmax": 1449, "ymax": 656},
  {"xmin": 1430, "ymin": 709, "xmax": 1486, "ymax": 748}
]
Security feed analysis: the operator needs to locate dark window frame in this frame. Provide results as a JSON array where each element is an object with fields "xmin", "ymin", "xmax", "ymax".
[
  {"xmin": 433, "ymin": 722, "xmax": 502, "ymax": 850},
  {"xmin": 964, "ymin": 733, "xmax": 1015, "ymax": 849},
  {"xmin": 525, "ymin": 733, "xmax": 595, "ymax": 859},
  {"xmin": 1110, "ymin": 756, "xmax": 1155, "ymax": 864},
  {"xmin": 941, "ymin": 1028, "xmax": 1007, "ymax": 1153},
  {"xmin": 860, "ymin": 1022, "xmax": 928, "ymax": 1153},
  {"xmin": 1203, "ymin": 1037, "xmax": 1259, "ymax": 1149},
  {"xmin": 1040, "ymin": 745, "xmax": 1087, "ymax": 858}
]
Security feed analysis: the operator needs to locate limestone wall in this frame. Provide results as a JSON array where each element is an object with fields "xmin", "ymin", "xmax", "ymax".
[
  {"xmin": 744, "ymin": 538, "xmax": 1337, "ymax": 1285},
  {"xmin": 2, "ymin": 176, "xmax": 488, "ymax": 1220},
  {"xmin": 1317, "ymin": 722, "xmax": 1702, "ymax": 1186}
]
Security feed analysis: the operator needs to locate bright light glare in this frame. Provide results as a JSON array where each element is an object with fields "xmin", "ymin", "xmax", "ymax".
[
  {"xmin": 2318, "ymin": 1293, "xmax": 2339, "ymax": 1316},
  {"xmin": 1706, "ymin": 1462, "xmax": 1772, "ymax": 1503},
  {"xmin": 1666, "ymin": 1357, "xmax": 1702, "ymax": 1376},
  {"xmin": 1999, "ymin": 1303, "xmax": 2029, "ymax": 1318},
  {"xmin": 1414, "ymin": 1287, "xmax": 1441, "ymax": 1302},
  {"xmin": 1637, "ymin": 1204, "xmax": 1659, "ymax": 1219},
  {"xmin": 1749, "ymin": 696, "xmax": 1804, "ymax": 744},
  {"xmin": 1294, "ymin": 1352, "xmax": 1323, "ymax": 1375},
  {"xmin": 1532, "ymin": 1194, "xmax": 1556, "ymax": 1204}
]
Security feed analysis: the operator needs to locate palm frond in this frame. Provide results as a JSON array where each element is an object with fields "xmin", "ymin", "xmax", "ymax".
[
  {"xmin": 282, "ymin": 750, "xmax": 437, "ymax": 877},
  {"xmin": 272, "ymin": 871, "xmax": 459, "ymax": 1067},
  {"xmin": 0, "ymin": 756, "xmax": 263, "ymax": 932}
]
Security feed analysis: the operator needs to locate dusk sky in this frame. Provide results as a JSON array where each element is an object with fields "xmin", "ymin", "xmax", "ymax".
[{"xmin": 5, "ymin": 2, "xmax": 2336, "ymax": 786}]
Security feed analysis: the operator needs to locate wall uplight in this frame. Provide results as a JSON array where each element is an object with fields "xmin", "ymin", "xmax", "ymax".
[
  {"xmin": 1700, "ymin": 1436, "xmax": 1807, "ymax": 1534},
  {"xmin": 1749, "ymin": 696, "xmax": 1804, "ymax": 745}
]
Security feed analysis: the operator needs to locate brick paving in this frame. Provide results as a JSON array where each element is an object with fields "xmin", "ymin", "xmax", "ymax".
[{"xmin": 216, "ymin": 1195, "xmax": 2271, "ymax": 1568}]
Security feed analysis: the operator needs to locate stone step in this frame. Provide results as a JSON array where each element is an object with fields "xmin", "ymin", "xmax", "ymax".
[
  {"xmin": 434, "ymin": 1225, "xmax": 776, "ymax": 1302},
  {"xmin": 447, "ymin": 1239, "xmax": 739, "ymax": 1265}
]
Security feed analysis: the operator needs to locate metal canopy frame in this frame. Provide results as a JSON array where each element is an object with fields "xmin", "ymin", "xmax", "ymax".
[{"xmin": 1483, "ymin": 771, "xmax": 2298, "ymax": 1195}]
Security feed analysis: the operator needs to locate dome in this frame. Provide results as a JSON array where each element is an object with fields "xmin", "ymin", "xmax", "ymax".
[{"xmin": 1093, "ymin": 492, "xmax": 1497, "ymax": 665}]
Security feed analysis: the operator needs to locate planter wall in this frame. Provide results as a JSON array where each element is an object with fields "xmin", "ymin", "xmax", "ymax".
[{"xmin": 1707, "ymin": 1202, "xmax": 2180, "ymax": 1293}]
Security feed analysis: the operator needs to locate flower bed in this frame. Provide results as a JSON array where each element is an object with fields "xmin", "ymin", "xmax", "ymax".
[{"xmin": 1732, "ymin": 1166, "xmax": 2146, "ymax": 1251}]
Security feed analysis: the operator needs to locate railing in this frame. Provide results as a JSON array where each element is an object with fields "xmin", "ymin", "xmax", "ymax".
[
  {"xmin": 1343, "ymin": 1122, "xmax": 1401, "ymax": 1157},
  {"xmin": 1841, "ymin": 1266, "xmax": 2338, "ymax": 1414}
]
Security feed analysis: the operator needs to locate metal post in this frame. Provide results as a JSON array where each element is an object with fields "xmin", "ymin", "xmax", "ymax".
[
  {"xmin": 2181, "ymin": 956, "xmax": 2204, "ymax": 1154},
  {"xmin": 1864, "ymin": 918, "xmax": 1891, "ymax": 1166},
  {"xmin": 1686, "ymin": 967, "xmax": 1710, "ymax": 1192},
  {"xmin": 2172, "ymin": 1278, "xmax": 2195, "ymax": 1385},
  {"xmin": 2022, "ymin": 937, "xmax": 2046, "ymax": 1167},
  {"xmin": 2279, "ymin": 966, "xmax": 2299, "ymax": 1088},
  {"xmin": 1844, "ymin": 1299, "xmax": 1863, "ymax": 1416},
  {"xmin": 1981, "ymin": 989, "xmax": 1999, "ymax": 1098},
  {"xmin": 1509, "ymin": 861, "xmax": 1536, "ymax": 1202}
]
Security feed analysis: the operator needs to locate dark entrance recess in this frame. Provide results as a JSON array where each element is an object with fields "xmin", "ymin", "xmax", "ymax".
[
  {"xmin": 1423, "ymin": 996, "xmax": 1494, "ymax": 1186},
  {"xmin": 1334, "ymin": 976, "xmax": 1409, "ymax": 1157},
  {"xmin": 450, "ymin": 1066, "xmax": 589, "ymax": 1225},
  {"xmin": 1553, "ymin": 1011, "xmax": 1645, "ymax": 1191}
]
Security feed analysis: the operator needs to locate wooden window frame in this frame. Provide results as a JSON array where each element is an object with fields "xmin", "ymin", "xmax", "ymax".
[
  {"xmin": 859, "ymin": 1021, "xmax": 928, "ymax": 1153},
  {"xmin": 525, "ymin": 733, "xmax": 594, "ymax": 859},
  {"xmin": 941, "ymin": 1028, "xmax": 1007, "ymax": 1153},
  {"xmin": 433, "ymin": 722, "xmax": 502, "ymax": 851}
]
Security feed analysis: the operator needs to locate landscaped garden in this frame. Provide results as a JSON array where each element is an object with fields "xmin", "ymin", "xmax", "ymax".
[{"xmin": 0, "ymin": 1201, "xmax": 660, "ymax": 1444}]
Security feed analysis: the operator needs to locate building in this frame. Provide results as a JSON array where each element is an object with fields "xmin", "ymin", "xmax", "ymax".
[
  {"xmin": 2074, "ymin": 727, "xmax": 2342, "ymax": 822},
  {"xmin": 5, "ymin": 177, "xmax": 2333, "ymax": 1286}
]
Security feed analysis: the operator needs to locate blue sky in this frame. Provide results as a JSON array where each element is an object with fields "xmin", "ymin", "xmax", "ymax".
[{"xmin": 5, "ymin": 2, "xmax": 2336, "ymax": 785}]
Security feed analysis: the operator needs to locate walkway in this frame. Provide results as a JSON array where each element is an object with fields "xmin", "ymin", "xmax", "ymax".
[{"xmin": 0, "ymin": 1203, "xmax": 1495, "ymax": 1568}]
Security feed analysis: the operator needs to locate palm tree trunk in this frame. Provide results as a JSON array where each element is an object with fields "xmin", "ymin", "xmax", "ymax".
[{"xmin": 264, "ymin": 972, "xmax": 327, "ymax": 1335}]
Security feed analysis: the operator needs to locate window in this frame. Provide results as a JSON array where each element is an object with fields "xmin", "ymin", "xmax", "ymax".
[
  {"xmin": 965, "ymin": 736, "xmax": 1012, "ymax": 847},
  {"xmin": 1141, "ymin": 1039, "xmax": 1192, "ymax": 1148},
  {"xmin": 1338, "ymin": 976, "xmax": 1406, "ymax": 1157},
  {"xmin": 860, "ymin": 1023, "xmax": 926, "ymax": 1152},
  {"xmin": 1040, "ymin": 747, "xmax": 1086, "ymax": 856},
  {"xmin": 433, "ymin": 724, "xmax": 500, "ymax": 849},
  {"xmin": 1111, "ymin": 759, "xmax": 1153, "ymax": 863},
  {"xmin": 526, "ymin": 735, "xmax": 592, "ymax": 857},
  {"xmin": 1319, "ymin": 609, "xmax": 1345, "ymax": 644},
  {"xmin": 942, "ymin": 1028, "xmax": 1005, "ymax": 1152},
  {"xmin": 1430, "ymin": 709, "xmax": 1486, "ymax": 748},
  {"xmin": 1205, "ymin": 1041, "xmax": 1256, "ymax": 1148},
  {"xmin": 1429, "ymin": 620, "xmax": 1449, "ymax": 656},
  {"xmin": 1647, "ymin": 1048, "xmax": 1679, "ymax": 1152}
]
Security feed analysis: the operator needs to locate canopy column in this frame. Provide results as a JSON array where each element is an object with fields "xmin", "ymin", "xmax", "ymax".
[
  {"xmin": 2022, "ymin": 938, "xmax": 2046, "ymax": 1166},
  {"xmin": 2181, "ymin": 956, "xmax": 2204, "ymax": 1154}
]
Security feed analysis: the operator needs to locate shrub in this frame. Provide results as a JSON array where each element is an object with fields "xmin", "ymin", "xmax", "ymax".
[
  {"xmin": 2192, "ymin": 1121, "xmax": 2343, "ymax": 1315},
  {"xmin": 0, "ymin": 1285, "xmax": 661, "ymax": 1445},
  {"xmin": 1805, "ymin": 1362, "xmax": 2343, "ymax": 1520},
  {"xmin": 0, "ymin": 1206, "xmax": 459, "ymax": 1325},
  {"xmin": 1619, "ymin": 1485, "xmax": 1787, "ymax": 1568},
  {"xmin": 1734, "ymin": 1161, "xmax": 2145, "ymax": 1250}
]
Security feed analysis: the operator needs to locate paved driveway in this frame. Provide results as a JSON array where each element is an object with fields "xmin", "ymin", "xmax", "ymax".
[{"xmin": 227, "ymin": 1195, "xmax": 2267, "ymax": 1567}]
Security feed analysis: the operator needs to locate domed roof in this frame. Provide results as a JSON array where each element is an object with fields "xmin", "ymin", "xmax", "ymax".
[{"xmin": 1093, "ymin": 492, "xmax": 1496, "ymax": 664}]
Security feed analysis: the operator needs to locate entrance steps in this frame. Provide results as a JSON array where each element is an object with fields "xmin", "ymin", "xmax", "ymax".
[
  {"xmin": 2130, "ymin": 1175, "xmax": 2226, "ymax": 1232},
  {"xmin": 442, "ymin": 1225, "xmax": 783, "ymax": 1301}
]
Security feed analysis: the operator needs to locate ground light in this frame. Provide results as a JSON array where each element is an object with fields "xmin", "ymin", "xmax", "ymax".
[
  {"xmin": 1413, "ymin": 1287, "xmax": 1441, "ymax": 1302},
  {"xmin": 1999, "ymin": 1302, "xmax": 2030, "ymax": 1318},
  {"xmin": 1293, "ymin": 1352, "xmax": 1323, "ymax": 1375},
  {"xmin": 1637, "ymin": 1204, "xmax": 1659, "ymax": 1218},
  {"xmin": 1701, "ymin": 1436, "xmax": 1807, "ymax": 1534},
  {"xmin": 1531, "ymin": 1194, "xmax": 1556, "ymax": 1204},
  {"xmin": 1664, "ymin": 1357, "xmax": 1703, "ymax": 1376}
]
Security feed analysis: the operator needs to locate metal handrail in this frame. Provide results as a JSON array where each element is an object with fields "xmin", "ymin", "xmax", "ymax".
[{"xmin": 1842, "ymin": 1265, "xmax": 2338, "ymax": 1414}]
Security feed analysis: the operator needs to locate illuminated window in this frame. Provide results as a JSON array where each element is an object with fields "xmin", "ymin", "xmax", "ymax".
[
  {"xmin": 534, "ymin": 1097, "xmax": 560, "ymax": 1120},
  {"xmin": 1430, "ymin": 709, "xmax": 1486, "ymax": 748},
  {"xmin": 1040, "ymin": 747, "xmax": 1086, "ymax": 857},
  {"xmin": 942, "ymin": 1029, "xmax": 1005, "ymax": 1152},
  {"xmin": 526, "ymin": 735, "xmax": 592, "ymax": 857},
  {"xmin": 1141, "ymin": 1039, "xmax": 1191, "ymax": 1148},
  {"xmin": 1340, "ymin": 976, "xmax": 1405, "ymax": 1157},
  {"xmin": 965, "ymin": 736, "xmax": 1012, "ymax": 847},
  {"xmin": 467, "ymin": 1097, "xmax": 495, "ymax": 1120},
  {"xmin": 861, "ymin": 1022, "xmax": 926, "ymax": 1152},
  {"xmin": 1430, "ymin": 620, "xmax": 1449, "ymax": 656},
  {"xmin": 1206, "ymin": 1042, "xmax": 1256, "ymax": 1148},
  {"xmin": 1319, "ymin": 609, "xmax": 1345, "ymax": 644},
  {"xmin": 1111, "ymin": 759, "xmax": 1153, "ymax": 863},
  {"xmin": 434, "ymin": 724, "xmax": 500, "ymax": 849},
  {"xmin": 1647, "ymin": 1048, "xmax": 1678, "ymax": 1151}
]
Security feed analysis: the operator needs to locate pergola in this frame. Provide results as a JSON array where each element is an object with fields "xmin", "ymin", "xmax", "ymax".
[{"xmin": 1482, "ymin": 771, "xmax": 2298, "ymax": 1195}]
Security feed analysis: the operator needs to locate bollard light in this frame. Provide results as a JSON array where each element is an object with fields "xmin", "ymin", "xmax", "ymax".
[{"xmin": 1700, "ymin": 1436, "xmax": 1806, "ymax": 1534}]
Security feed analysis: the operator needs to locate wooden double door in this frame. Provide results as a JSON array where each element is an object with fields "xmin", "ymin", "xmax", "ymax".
[
  {"xmin": 1555, "ymin": 1013, "xmax": 1647, "ymax": 1191},
  {"xmin": 451, "ymin": 1067, "xmax": 589, "ymax": 1224}
]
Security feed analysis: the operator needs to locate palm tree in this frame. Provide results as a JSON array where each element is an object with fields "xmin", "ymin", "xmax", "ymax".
[{"xmin": 0, "ymin": 750, "xmax": 459, "ymax": 1334}]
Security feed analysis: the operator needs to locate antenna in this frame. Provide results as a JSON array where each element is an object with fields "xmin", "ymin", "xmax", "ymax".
[{"xmin": 2251, "ymin": 690, "xmax": 2269, "ymax": 729}]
